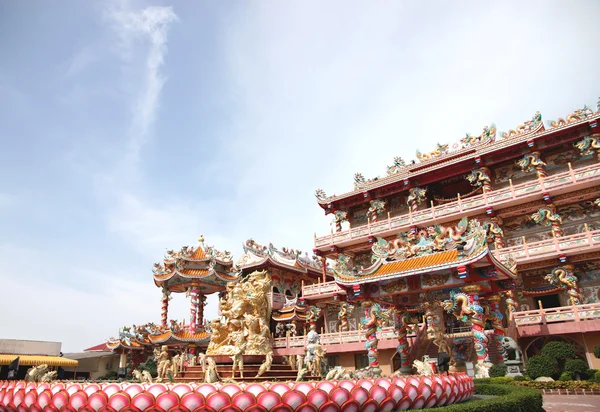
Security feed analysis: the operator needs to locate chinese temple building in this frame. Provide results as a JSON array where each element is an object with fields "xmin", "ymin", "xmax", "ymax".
[{"xmin": 103, "ymin": 98, "xmax": 600, "ymax": 379}]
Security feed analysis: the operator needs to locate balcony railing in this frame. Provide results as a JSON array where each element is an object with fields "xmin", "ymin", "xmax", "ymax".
[
  {"xmin": 315, "ymin": 162, "xmax": 600, "ymax": 249},
  {"xmin": 302, "ymin": 282, "xmax": 346, "ymax": 299},
  {"xmin": 272, "ymin": 326, "xmax": 398, "ymax": 349},
  {"xmin": 493, "ymin": 229, "xmax": 600, "ymax": 264},
  {"xmin": 512, "ymin": 303, "xmax": 600, "ymax": 328}
]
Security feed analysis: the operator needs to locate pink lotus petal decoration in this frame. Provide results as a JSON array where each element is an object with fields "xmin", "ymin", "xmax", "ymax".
[{"xmin": 0, "ymin": 374, "xmax": 472, "ymax": 411}]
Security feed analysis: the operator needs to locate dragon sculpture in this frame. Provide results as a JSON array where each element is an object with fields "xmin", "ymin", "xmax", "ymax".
[
  {"xmin": 361, "ymin": 301, "xmax": 392, "ymax": 369},
  {"xmin": 461, "ymin": 124, "xmax": 497, "ymax": 147},
  {"xmin": 371, "ymin": 217, "xmax": 472, "ymax": 262},
  {"xmin": 416, "ymin": 143, "xmax": 449, "ymax": 162},
  {"xmin": 545, "ymin": 266, "xmax": 581, "ymax": 305},
  {"xmin": 332, "ymin": 210, "xmax": 348, "ymax": 232},
  {"xmin": 549, "ymin": 105, "xmax": 594, "ymax": 128},
  {"xmin": 531, "ymin": 206, "xmax": 564, "ymax": 237},
  {"xmin": 465, "ymin": 167, "xmax": 492, "ymax": 193},
  {"xmin": 517, "ymin": 151, "xmax": 547, "ymax": 178},
  {"xmin": 394, "ymin": 309, "xmax": 415, "ymax": 372},
  {"xmin": 574, "ymin": 134, "xmax": 600, "ymax": 161},
  {"xmin": 483, "ymin": 296, "xmax": 508, "ymax": 360},
  {"xmin": 406, "ymin": 187, "xmax": 427, "ymax": 213},
  {"xmin": 333, "ymin": 254, "xmax": 353, "ymax": 277},
  {"xmin": 26, "ymin": 365, "xmax": 57, "ymax": 383},
  {"xmin": 353, "ymin": 173, "xmax": 378, "ymax": 189},
  {"xmin": 314, "ymin": 188, "xmax": 327, "ymax": 201},
  {"xmin": 337, "ymin": 302, "xmax": 354, "ymax": 332},
  {"xmin": 501, "ymin": 111, "xmax": 542, "ymax": 138},
  {"xmin": 442, "ymin": 290, "xmax": 489, "ymax": 370},
  {"xmin": 367, "ymin": 199, "xmax": 386, "ymax": 222},
  {"xmin": 386, "ymin": 156, "xmax": 406, "ymax": 175},
  {"xmin": 483, "ymin": 217, "xmax": 506, "ymax": 249}
]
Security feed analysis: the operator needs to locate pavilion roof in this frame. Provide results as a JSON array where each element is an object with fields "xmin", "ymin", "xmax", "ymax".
[
  {"xmin": 315, "ymin": 104, "xmax": 599, "ymax": 207},
  {"xmin": 153, "ymin": 235, "xmax": 240, "ymax": 294},
  {"xmin": 234, "ymin": 239, "xmax": 333, "ymax": 278}
]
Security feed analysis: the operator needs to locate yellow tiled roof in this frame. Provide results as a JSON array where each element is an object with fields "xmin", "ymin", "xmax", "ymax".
[
  {"xmin": 0, "ymin": 355, "xmax": 78, "ymax": 367},
  {"xmin": 191, "ymin": 246, "xmax": 206, "ymax": 260}
]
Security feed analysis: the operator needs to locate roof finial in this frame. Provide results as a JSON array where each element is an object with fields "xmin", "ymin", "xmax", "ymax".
[{"xmin": 198, "ymin": 235, "xmax": 205, "ymax": 243}]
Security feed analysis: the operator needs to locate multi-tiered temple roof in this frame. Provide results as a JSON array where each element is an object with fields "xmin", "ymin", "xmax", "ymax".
[
  {"xmin": 315, "ymin": 104, "xmax": 599, "ymax": 209},
  {"xmin": 152, "ymin": 236, "xmax": 240, "ymax": 294}
]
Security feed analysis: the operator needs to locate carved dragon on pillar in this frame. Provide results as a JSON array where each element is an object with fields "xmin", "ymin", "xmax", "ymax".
[
  {"xmin": 574, "ymin": 134, "xmax": 600, "ymax": 161},
  {"xmin": 483, "ymin": 217, "xmax": 506, "ymax": 249},
  {"xmin": 517, "ymin": 151, "xmax": 547, "ymax": 178},
  {"xmin": 531, "ymin": 206, "xmax": 563, "ymax": 237},
  {"xmin": 466, "ymin": 167, "xmax": 492, "ymax": 193},
  {"xmin": 333, "ymin": 210, "xmax": 348, "ymax": 232},
  {"xmin": 544, "ymin": 266, "xmax": 581, "ymax": 306},
  {"xmin": 367, "ymin": 199, "xmax": 386, "ymax": 222},
  {"xmin": 407, "ymin": 187, "xmax": 427, "ymax": 213}
]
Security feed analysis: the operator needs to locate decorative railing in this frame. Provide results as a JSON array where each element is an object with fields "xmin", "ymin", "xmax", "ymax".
[
  {"xmin": 315, "ymin": 162, "xmax": 600, "ymax": 248},
  {"xmin": 493, "ymin": 229, "xmax": 600, "ymax": 263},
  {"xmin": 512, "ymin": 303, "xmax": 600, "ymax": 328},
  {"xmin": 302, "ymin": 282, "xmax": 347, "ymax": 299},
  {"xmin": 272, "ymin": 326, "xmax": 398, "ymax": 349}
]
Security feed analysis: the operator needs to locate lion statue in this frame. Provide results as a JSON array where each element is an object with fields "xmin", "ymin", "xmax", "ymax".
[{"xmin": 500, "ymin": 336, "xmax": 523, "ymax": 362}]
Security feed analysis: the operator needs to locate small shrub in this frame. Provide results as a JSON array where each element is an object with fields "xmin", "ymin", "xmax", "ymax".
[
  {"xmin": 489, "ymin": 376, "xmax": 515, "ymax": 384},
  {"xmin": 558, "ymin": 372, "xmax": 572, "ymax": 381},
  {"xmin": 526, "ymin": 355, "xmax": 560, "ymax": 380},
  {"xmin": 513, "ymin": 375, "xmax": 528, "ymax": 381},
  {"xmin": 541, "ymin": 341, "xmax": 577, "ymax": 371},
  {"xmin": 431, "ymin": 384, "xmax": 543, "ymax": 411},
  {"xmin": 489, "ymin": 363, "xmax": 507, "ymax": 377},
  {"xmin": 586, "ymin": 369, "xmax": 598, "ymax": 381},
  {"xmin": 593, "ymin": 370, "xmax": 600, "ymax": 383},
  {"xmin": 564, "ymin": 358, "xmax": 589, "ymax": 379},
  {"xmin": 512, "ymin": 380, "xmax": 600, "ymax": 390},
  {"xmin": 594, "ymin": 345, "xmax": 600, "ymax": 359}
]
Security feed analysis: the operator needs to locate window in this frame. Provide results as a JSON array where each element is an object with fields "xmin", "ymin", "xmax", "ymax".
[
  {"xmin": 355, "ymin": 354, "xmax": 369, "ymax": 370},
  {"xmin": 326, "ymin": 356, "xmax": 339, "ymax": 368}
]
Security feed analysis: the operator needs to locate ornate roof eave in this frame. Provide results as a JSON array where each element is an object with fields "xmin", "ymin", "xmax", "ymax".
[
  {"xmin": 272, "ymin": 310, "xmax": 308, "ymax": 322},
  {"xmin": 147, "ymin": 330, "xmax": 210, "ymax": 345},
  {"xmin": 316, "ymin": 111, "xmax": 599, "ymax": 206},
  {"xmin": 105, "ymin": 340, "xmax": 144, "ymax": 351},
  {"xmin": 485, "ymin": 251, "xmax": 518, "ymax": 279},
  {"xmin": 153, "ymin": 268, "xmax": 239, "ymax": 286},
  {"xmin": 334, "ymin": 245, "xmax": 491, "ymax": 286}
]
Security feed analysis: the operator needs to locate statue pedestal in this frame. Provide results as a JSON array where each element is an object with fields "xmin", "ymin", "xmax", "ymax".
[{"xmin": 505, "ymin": 360, "xmax": 523, "ymax": 377}]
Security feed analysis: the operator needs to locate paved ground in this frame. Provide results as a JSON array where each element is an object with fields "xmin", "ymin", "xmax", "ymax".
[{"xmin": 543, "ymin": 394, "xmax": 600, "ymax": 412}]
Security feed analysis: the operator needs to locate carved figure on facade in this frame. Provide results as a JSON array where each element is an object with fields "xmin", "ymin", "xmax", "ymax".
[
  {"xmin": 574, "ymin": 134, "xmax": 600, "ymax": 161},
  {"xmin": 338, "ymin": 302, "xmax": 354, "ymax": 332},
  {"xmin": 367, "ymin": 199, "xmax": 386, "ymax": 223},
  {"xmin": 155, "ymin": 345, "xmax": 172, "ymax": 382},
  {"xmin": 416, "ymin": 143, "xmax": 449, "ymax": 162},
  {"xmin": 333, "ymin": 254, "xmax": 354, "ymax": 277},
  {"xmin": 256, "ymin": 351, "xmax": 274, "ymax": 378},
  {"xmin": 483, "ymin": 217, "xmax": 506, "ymax": 249},
  {"xmin": 429, "ymin": 326, "xmax": 454, "ymax": 365},
  {"xmin": 501, "ymin": 290, "xmax": 518, "ymax": 315},
  {"xmin": 407, "ymin": 187, "xmax": 427, "ymax": 213},
  {"xmin": 286, "ymin": 322, "xmax": 297, "ymax": 337},
  {"xmin": 517, "ymin": 151, "xmax": 547, "ymax": 178},
  {"xmin": 275, "ymin": 322, "xmax": 285, "ymax": 338},
  {"xmin": 501, "ymin": 111, "xmax": 542, "ymax": 138},
  {"xmin": 314, "ymin": 189, "xmax": 327, "ymax": 201},
  {"xmin": 386, "ymin": 156, "xmax": 406, "ymax": 175},
  {"xmin": 484, "ymin": 296, "xmax": 507, "ymax": 360},
  {"xmin": 531, "ymin": 206, "xmax": 564, "ymax": 237},
  {"xmin": 545, "ymin": 265, "xmax": 581, "ymax": 305},
  {"xmin": 549, "ymin": 105, "xmax": 594, "ymax": 128},
  {"xmin": 333, "ymin": 210, "xmax": 348, "ymax": 232},
  {"xmin": 461, "ymin": 124, "xmax": 497, "ymax": 147},
  {"xmin": 466, "ymin": 167, "xmax": 492, "ymax": 192}
]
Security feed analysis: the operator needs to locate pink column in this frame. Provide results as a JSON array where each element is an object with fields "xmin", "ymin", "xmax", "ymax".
[
  {"xmin": 161, "ymin": 288, "xmax": 170, "ymax": 329},
  {"xmin": 197, "ymin": 294, "xmax": 206, "ymax": 330},
  {"xmin": 189, "ymin": 287, "xmax": 199, "ymax": 334}
]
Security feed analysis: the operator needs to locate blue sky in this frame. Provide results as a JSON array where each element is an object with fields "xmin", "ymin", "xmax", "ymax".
[{"xmin": 1, "ymin": 1, "xmax": 599, "ymax": 352}]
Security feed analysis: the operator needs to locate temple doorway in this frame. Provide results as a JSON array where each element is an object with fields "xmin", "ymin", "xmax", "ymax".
[{"xmin": 537, "ymin": 293, "xmax": 561, "ymax": 309}]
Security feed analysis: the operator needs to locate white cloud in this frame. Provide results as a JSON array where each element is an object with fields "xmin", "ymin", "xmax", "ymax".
[{"xmin": 106, "ymin": 4, "xmax": 178, "ymax": 169}]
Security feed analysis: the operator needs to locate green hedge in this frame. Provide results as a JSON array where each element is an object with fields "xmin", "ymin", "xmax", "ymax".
[
  {"xmin": 430, "ymin": 384, "xmax": 542, "ymax": 412},
  {"xmin": 512, "ymin": 380, "xmax": 600, "ymax": 390}
]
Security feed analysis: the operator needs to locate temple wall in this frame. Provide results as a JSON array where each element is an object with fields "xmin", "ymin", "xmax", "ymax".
[
  {"xmin": 378, "ymin": 349, "xmax": 397, "ymax": 376},
  {"xmin": 337, "ymin": 352, "xmax": 356, "ymax": 371}
]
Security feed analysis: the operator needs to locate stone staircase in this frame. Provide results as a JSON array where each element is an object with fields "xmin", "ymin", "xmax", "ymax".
[{"xmin": 175, "ymin": 355, "xmax": 321, "ymax": 383}]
